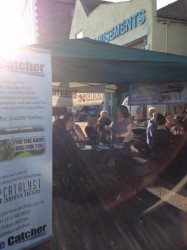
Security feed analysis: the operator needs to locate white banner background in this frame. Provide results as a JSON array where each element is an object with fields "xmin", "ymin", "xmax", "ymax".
[
  {"xmin": 129, "ymin": 83, "xmax": 187, "ymax": 105},
  {"xmin": 73, "ymin": 92, "xmax": 104, "ymax": 106},
  {"xmin": 52, "ymin": 84, "xmax": 105, "ymax": 107},
  {"xmin": 0, "ymin": 48, "xmax": 52, "ymax": 249}
]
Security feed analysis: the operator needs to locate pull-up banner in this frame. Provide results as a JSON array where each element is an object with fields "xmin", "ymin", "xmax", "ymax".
[{"xmin": 0, "ymin": 48, "xmax": 52, "ymax": 249}]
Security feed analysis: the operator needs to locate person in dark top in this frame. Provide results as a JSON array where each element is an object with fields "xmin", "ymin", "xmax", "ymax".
[
  {"xmin": 53, "ymin": 115, "xmax": 97, "ymax": 201},
  {"xmin": 63, "ymin": 113, "xmax": 86, "ymax": 143},
  {"xmin": 85, "ymin": 114, "xmax": 100, "ymax": 143},
  {"xmin": 53, "ymin": 116, "xmax": 79, "ymax": 168},
  {"xmin": 170, "ymin": 117, "xmax": 187, "ymax": 183},
  {"xmin": 152, "ymin": 114, "xmax": 175, "ymax": 164},
  {"xmin": 164, "ymin": 112, "xmax": 183, "ymax": 135},
  {"xmin": 152, "ymin": 115, "xmax": 187, "ymax": 184},
  {"xmin": 98, "ymin": 110, "xmax": 112, "ymax": 127},
  {"xmin": 174, "ymin": 109, "xmax": 187, "ymax": 126}
]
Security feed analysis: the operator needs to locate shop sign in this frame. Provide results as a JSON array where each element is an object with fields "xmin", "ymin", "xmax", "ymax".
[{"xmin": 95, "ymin": 9, "xmax": 146, "ymax": 43}]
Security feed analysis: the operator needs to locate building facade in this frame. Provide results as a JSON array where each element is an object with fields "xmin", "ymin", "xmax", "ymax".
[
  {"xmin": 70, "ymin": 0, "xmax": 187, "ymax": 53},
  {"xmin": 70, "ymin": 0, "xmax": 187, "ymax": 118},
  {"xmin": 20, "ymin": 0, "xmax": 76, "ymax": 117},
  {"xmin": 21, "ymin": 0, "xmax": 75, "ymax": 45}
]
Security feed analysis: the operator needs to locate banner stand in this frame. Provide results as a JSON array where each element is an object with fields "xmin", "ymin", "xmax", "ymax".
[{"xmin": 0, "ymin": 48, "xmax": 53, "ymax": 250}]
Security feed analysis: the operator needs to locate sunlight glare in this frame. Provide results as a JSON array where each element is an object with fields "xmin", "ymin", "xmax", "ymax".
[{"xmin": 0, "ymin": 0, "xmax": 24, "ymax": 58}]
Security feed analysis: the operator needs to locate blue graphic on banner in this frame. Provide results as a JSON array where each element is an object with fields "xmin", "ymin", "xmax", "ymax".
[{"xmin": 0, "ymin": 242, "xmax": 5, "ymax": 249}]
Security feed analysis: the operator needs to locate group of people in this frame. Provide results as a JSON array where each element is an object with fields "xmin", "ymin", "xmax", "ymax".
[
  {"xmin": 85, "ymin": 107, "xmax": 133, "ymax": 149},
  {"xmin": 53, "ymin": 105, "xmax": 134, "ymax": 151},
  {"xmin": 53, "ymin": 105, "xmax": 187, "ymax": 200},
  {"xmin": 52, "ymin": 105, "xmax": 134, "ymax": 201},
  {"xmin": 53, "ymin": 104, "xmax": 187, "ymax": 164},
  {"xmin": 146, "ymin": 107, "xmax": 187, "ymax": 174}
]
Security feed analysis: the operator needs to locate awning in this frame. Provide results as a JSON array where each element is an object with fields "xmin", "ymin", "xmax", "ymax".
[{"xmin": 29, "ymin": 38, "xmax": 187, "ymax": 84}]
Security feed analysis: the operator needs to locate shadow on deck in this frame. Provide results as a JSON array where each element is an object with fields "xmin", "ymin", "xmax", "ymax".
[{"xmin": 31, "ymin": 153, "xmax": 187, "ymax": 250}]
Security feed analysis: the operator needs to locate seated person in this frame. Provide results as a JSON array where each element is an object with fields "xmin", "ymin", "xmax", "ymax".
[
  {"xmin": 166, "ymin": 117, "xmax": 187, "ymax": 184},
  {"xmin": 164, "ymin": 112, "xmax": 183, "ymax": 134},
  {"xmin": 53, "ymin": 117, "xmax": 96, "ymax": 201},
  {"xmin": 53, "ymin": 113, "xmax": 86, "ymax": 166},
  {"xmin": 98, "ymin": 110, "xmax": 112, "ymax": 128},
  {"xmin": 85, "ymin": 114, "xmax": 100, "ymax": 143},
  {"xmin": 64, "ymin": 112, "xmax": 86, "ymax": 143},
  {"xmin": 53, "ymin": 115, "xmax": 134, "ymax": 202},
  {"xmin": 152, "ymin": 114, "xmax": 175, "ymax": 165},
  {"xmin": 174, "ymin": 109, "xmax": 187, "ymax": 126},
  {"xmin": 53, "ymin": 117, "xmax": 79, "ymax": 168}
]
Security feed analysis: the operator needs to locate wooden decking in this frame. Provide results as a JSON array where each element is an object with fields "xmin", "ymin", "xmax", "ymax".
[{"xmin": 30, "ymin": 152, "xmax": 187, "ymax": 250}]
